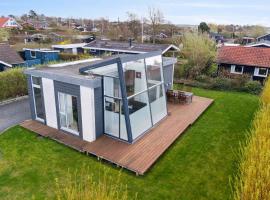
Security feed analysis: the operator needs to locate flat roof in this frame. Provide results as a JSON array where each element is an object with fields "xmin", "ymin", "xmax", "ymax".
[
  {"xmin": 24, "ymin": 58, "xmax": 103, "ymax": 88},
  {"xmin": 84, "ymin": 39, "xmax": 180, "ymax": 54},
  {"xmin": 52, "ymin": 43, "xmax": 86, "ymax": 49}
]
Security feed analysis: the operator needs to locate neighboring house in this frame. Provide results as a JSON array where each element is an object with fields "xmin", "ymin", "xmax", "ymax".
[
  {"xmin": 257, "ymin": 33, "xmax": 270, "ymax": 42},
  {"xmin": 52, "ymin": 43, "xmax": 86, "ymax": 55},
  {"xmin": 22, "ymin": 48, "xmax": 59, "ymax": 67},
  {"xmin": 242, "ymin": 37, "xmax": 255, "ymax": 45},
  {"xmin": 217, "ymin": 46, "xmax": 270, "ymax": 83},
  {"xmin": 0, "ymin": 44, "xmax": 24, "ymax": 71},
  {"xmin": 0, "ymin": 17, "xmax": 21, "ymax": 29},
  {"xmin": 83, "ymin": 39, "xmax": 180, "ymax": 57},
  {"xmin": 24, "ymin": 51, "xmax": 177, "ymax": 143},
  {"xmin": 209, "ymin": 32, "xmax": 224, "ymax": 43},
  {"xmin": 26, "ymin": 34, "xmax": 48, "ymax": 43},
  {"xmin": 246, "ymin": 41, "xmax": 270, "ymax": 48}
]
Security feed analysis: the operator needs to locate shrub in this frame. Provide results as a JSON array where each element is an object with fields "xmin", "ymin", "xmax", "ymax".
[
  {"xmin": 233, "ymin": 78, "xmax": 270, "ymax": 200},
  {"xmin": 59, "ymin": 53, "xmax": 92, "ymax": 61},
  {"xmin": 55, "ymin": 167, "xmax": 132, "ymax": 200},
  {"xmin": 0, "ymin": 68, "xmax": 27, "ymax": 101},
  {"xmin": 211, "ymin": 77, "xmax": 232, "ymax": 90},
  {"xmin": 243, "ymin": 81, "xmax": 263, "ymax": 95}
]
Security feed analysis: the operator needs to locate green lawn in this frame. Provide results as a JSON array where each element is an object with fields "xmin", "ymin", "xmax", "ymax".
[{"xmin": 0, "ymin": 88, "xmax": 259, "ymax": 200}]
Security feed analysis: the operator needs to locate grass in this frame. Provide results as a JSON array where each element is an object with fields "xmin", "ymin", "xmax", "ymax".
[{"xmin": 0, "ymin": 88, "xmax": 259, "ymax": 200}]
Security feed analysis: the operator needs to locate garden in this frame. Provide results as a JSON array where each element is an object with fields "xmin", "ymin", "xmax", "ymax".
[{"xmin": 0, "ymin": 87, "xmax": 259, "ymax": 199}]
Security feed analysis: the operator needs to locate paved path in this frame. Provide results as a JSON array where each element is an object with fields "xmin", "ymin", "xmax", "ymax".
[{"xmin": 0, "ymin": 98, "xmax": 31, "ymax": 133}]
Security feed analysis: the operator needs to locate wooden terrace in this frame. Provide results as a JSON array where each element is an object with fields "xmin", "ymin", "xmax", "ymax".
[{"xmin": 21, "ymin": 96, "xmax": 213, "ymax": 175}]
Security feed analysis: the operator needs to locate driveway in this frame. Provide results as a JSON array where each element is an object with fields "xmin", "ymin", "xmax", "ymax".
[{"xmin": 0, "ymin": 97, "xmax": 31, "ymax": 133}]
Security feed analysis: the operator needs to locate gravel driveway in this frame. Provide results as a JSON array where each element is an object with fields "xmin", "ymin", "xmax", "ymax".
[{"xmin": 0, "ymin": 97, "xmax": 31, "ymax": 133}]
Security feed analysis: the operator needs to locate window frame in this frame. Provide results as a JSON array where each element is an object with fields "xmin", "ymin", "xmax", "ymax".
[
  {"xmin": 31, "ymin": 76, "xmax": 44, "ymax": 123},
  {"xmin": 230, "ymin": 65, "xmax": 244, "ymax": 74},
  {"xmin": 254, "ymin": 67, "xmax": 268, "ymax": 77},
  {"xmin": 30, "ymin": 50, "xmax": 36, "ymax": 58}
]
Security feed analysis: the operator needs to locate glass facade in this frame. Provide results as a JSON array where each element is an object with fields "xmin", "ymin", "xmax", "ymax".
[{"xmin": 91, "ymin": 54, "xmax": 167, "ymax": 142}]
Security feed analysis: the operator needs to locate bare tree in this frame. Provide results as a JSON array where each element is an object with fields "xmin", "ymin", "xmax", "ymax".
[
  {"xmin": 126, "ymin": 12, "xmax": 141, "ymax": 40},
  {"xmin": 148, "ymin": 7, "xmax": 164, "ymax": 44}
]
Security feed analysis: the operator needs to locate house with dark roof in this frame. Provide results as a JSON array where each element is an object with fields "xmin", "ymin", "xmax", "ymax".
[
  {"xmin": 257, "ymin": 33, "xmax": 270, "ymax": 42},
  {"xmin": 0, "ymin": 17, "xmax": 21, "ymax": 29},
  {"xmin": 83, "ymin": 39, "xmax": 180, "ymax": 57},
  {"xmin": 217, "ymin": 46, "xmax": 270, "ymax": 83},
  {"xmin": 52, "ymin": 43, "xmax": 87, "ymax": 55},
  {"xmin": 0, "ymin": 44, "xmax": 25, "ymax": 71},
  {"xmin": 246, "ymin": 41, "xmax": 270, "ymax": 48}
]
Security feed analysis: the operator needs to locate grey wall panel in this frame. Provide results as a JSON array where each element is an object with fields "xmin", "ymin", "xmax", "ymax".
[{"xmin": 94, "ymin": 87, "xmax": 104, "ymax": 138}]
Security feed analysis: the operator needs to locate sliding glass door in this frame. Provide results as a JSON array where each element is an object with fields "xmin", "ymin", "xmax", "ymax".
[
  {"xmin": 32, "ymin": 76, "xmax": 45, "ymax": 122},
  {"xmin": 58, "ymin": 92, "xmax": 79, "ymax": 136}
]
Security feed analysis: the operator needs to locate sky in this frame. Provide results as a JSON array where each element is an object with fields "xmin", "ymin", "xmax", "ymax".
[{"xmin": 1, "ymin": 0, "xmax": 270, "ymax": 26}]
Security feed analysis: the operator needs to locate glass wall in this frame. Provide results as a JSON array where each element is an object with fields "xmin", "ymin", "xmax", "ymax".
[
  {"xmin": 145, "ymin": 56, "xmax": 167, "ymax": 125},
  {"xmin": 122, "ymin": 55, "xmax": 167, "ymax": 140},
  {"xmin": 103, "ymin": 75, "xmax": 127, "ymax": 141}
]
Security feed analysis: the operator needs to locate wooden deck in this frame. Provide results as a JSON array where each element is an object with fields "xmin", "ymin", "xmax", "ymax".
[{"xmin": 21, "ymin": 96, "xmax": 213, "ymax": 175}]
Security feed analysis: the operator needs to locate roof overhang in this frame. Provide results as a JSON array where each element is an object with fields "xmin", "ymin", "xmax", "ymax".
[
  {"xmin": 83, "ymin": 46, "xmax": 147, "ymax": 54},
  {"xmin": 0, "ymin": 60, "xmax": 12, "ymax": 67}
]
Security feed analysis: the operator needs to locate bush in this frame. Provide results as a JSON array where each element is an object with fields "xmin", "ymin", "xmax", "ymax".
[
  {"xmin": 243, "ymin": 81, "xmax": 263, "ymax": 95},
  {"xmin": 0, "ymin": 68, "xmax": 27, "ymax": 101},
  {"xmin": 212, "ymin": 77, "xmax": 232, "ymax": 90},
  {"xmin": 59, "ymin": 53, "xmax": 92, "ymax": 61}
]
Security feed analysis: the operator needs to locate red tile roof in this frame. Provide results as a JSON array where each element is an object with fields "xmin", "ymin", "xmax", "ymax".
[
  {"xmin": 217, "ymin": 46, "xmax": 270, "ymax": 68},
  {"xmin": 0, "ymin": 18, "xmax": 9, "ymax": 27}
]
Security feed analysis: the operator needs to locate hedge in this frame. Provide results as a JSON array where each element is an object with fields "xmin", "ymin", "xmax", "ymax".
[
  {"xmin": 0, "ymin": 68, "xmax": 27, "ymax": 101},
  {"xmin": 233, "ymin": 78, "xmax": 270, "ymax": 200}
]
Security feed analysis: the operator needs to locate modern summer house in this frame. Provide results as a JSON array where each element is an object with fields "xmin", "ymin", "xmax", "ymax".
[
  {"xmin": 24, "ymin": 51, "xmax": 176, "ymax": 143},
  {"xmin": 217, "ymin": 46, "xmax": 270, "ymax": 83},
  {"xmin": 23, "ymin": 49, "xmax": 213, "ymax": 175}
]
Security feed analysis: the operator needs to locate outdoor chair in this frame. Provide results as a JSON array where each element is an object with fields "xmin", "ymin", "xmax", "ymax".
[
  {"xmin": 166, "ymin": 90, "xmax": 175, "ymax": 103},
  {"xmin": 177, "ymin": 91, "xmax": 186, "ymax": 103}
]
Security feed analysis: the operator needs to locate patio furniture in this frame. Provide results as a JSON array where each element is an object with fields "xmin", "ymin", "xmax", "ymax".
[
  {"xmin": 167, "ymin": 89, "xmax": 193, "ymax": 104},
  {"xmin": 177, "ymin": 91, "xmax": 186, "ymax": 103},
  {"xmin": 166, "ymin": 90, "xmax": 175, "ymax": 103}
]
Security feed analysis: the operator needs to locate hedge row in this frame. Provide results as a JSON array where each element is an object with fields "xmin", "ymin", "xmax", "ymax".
[
  {"xmin": 175, "ymin": 75, "xmax": 263, "ymax": 95},
  {"xmin": 233, "ymin": 78, "xmax": 270, "ymax": 200},
  {"xmin": 0, "ymin": 68, "xmax": 27, "ymax": 101}
]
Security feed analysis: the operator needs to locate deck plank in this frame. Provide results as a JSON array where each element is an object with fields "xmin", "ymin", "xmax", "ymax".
[{"xmin": 21, "ymin": 96, "xmax": 213, "ymax": 175}]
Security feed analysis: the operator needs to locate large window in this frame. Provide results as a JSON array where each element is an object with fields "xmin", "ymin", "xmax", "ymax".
[
  {"xmin": 123, "ymin": 59, "xmax": 147, "ymax": 97},
  {"xmin": 32, "ymin": 76, "xmax": 45, "ymax": 122},
  {"xmin": 254, "ymin": 67, "xmax": 268, "ymax": 77},
  {"xmin": 58, "ymin": 92, "xmax": 79, "ymax": 135},
  {"xmin": 231, "ymin": 65, "xmax": 243, "ymax": 74}
]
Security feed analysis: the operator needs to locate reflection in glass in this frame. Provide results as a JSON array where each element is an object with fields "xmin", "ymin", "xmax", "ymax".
[
  {"xmin": 104, "ymin": 76, "xmax": 121, "ymax": 98},
  {"xmin": 123, "ymin": 59, "xmax": 147, "ymax": 97},
  {"xmin": 128, "ymin": 91, "xmax": 152, "ymax": 140},
  {"xmin": 145, "ymin": 56, "xmax": 163, "ymax": 88},
  {"xmin": 34, "ymin": 87, "xmax": 44, "ymax": 120},
  {"xmin": 148, "ymin": 84, "xmax": 167, "ymax": 124},
  {"xmin": 58, "ymin": 93, "xmax": 79, "ymax": 135}
]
